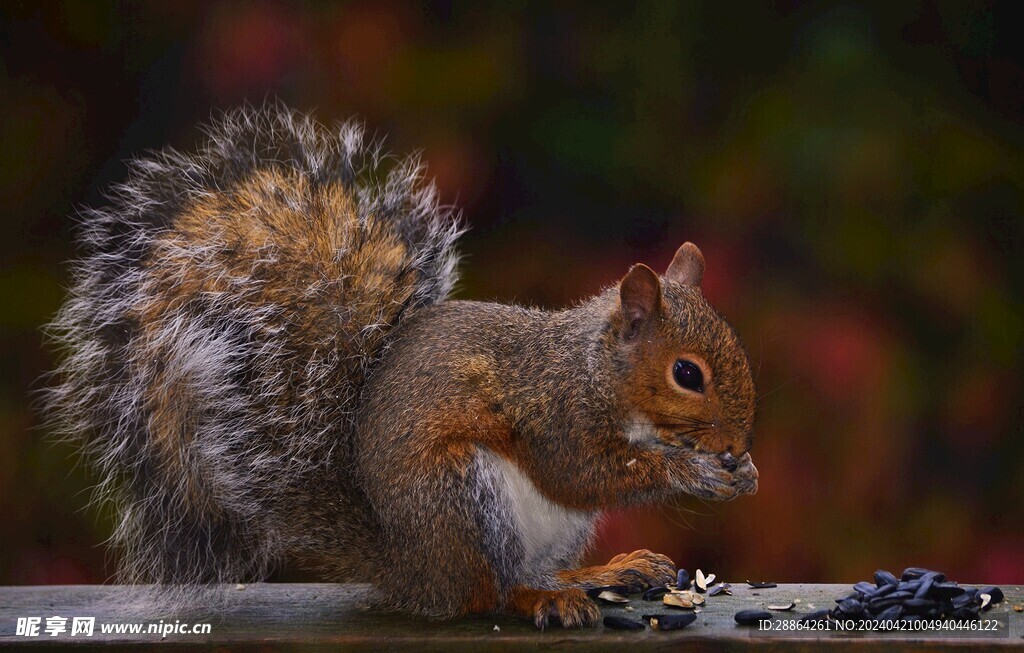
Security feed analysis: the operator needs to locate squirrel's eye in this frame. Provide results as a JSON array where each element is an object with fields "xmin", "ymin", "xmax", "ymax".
[{"xmin": 673, "ymin": 360, "xmax": 704, "ymax": 393}]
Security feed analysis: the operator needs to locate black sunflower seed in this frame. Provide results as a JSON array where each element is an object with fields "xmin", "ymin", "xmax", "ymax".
[
  {"xmin": 603, "ymin": 616, "xmax": 645, "ymax": 631},
  {"xmin": 952, "ymin": 591, "xmax": 979, "ymax": 610},
  {"xmin": 980, "ymin": 586, "xmax": 1004, "ymax": 605},
  {"xmin": 876, "ymin": 605, "xmax": 902, "ymax": 621},
  {"xmin": 874, "ymin": 570, "xmax": 899, "ymax": 587},
  {"xmin": 837, "ymin": 598, "xmax": 864, "ymax": 617},
  {"xmin": 650, "ymin": 613, "xmax": 697, "ymax": 631},
  {"xmin": 854, "ymin": 581, "xmax": 877, "ymax": 595},
  {"xmin": 914, "ymin": 577, "xmax": 934, "ymax": 599},
  {"xmin": 643, "ymin": 586, "xmax": 670, "ymax": 601},
  {"xmin": 897, "ymin": 580, "xmax": 922, "ymax": 593},
  {"xmin": 902, "ymin": 598, "xmax": 939, "ymax": 615},
  {"xmin": 900, "ymin": 567, "xmax": 931, "ymax": 581},
  {"xmin": 920, "ymin": 570, "xmax": 946, "ymax": 584},
  {"xmin": 872, "ymin": 583, "xmax": 896, "ymax": 598},
  {"xmin": 676, "ymin": 569, "xmax": 690, "ymax": 588},
  {"xmin": 931, "ymin": 582, "xmax": 965, "ymax": 599},
  {"xmin": 735, "ymin": 609, "xmax": 772, "ymax": 626},
  {"xmin": 867, "ymin": 597, "xmax": 901, "ymax": 613}
]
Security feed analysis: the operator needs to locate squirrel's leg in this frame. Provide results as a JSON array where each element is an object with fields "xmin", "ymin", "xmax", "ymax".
[
  {"xmin": 555, "ymin": 549, "xmax": 676, "ymax": 590},
  {"xmin": 363, "ymin": 443, "xmax": 505, "ymax": 619},
  {"xmin": 362, "ymin": 436, "xmax": 602, "ymax": 627}
]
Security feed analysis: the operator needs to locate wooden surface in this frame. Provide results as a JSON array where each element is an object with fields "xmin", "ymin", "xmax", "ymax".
[{"xmin": 1, "ymin": 582, "xmax": 1022, "ymax": 650}]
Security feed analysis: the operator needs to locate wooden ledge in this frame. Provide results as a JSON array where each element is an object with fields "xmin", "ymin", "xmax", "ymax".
[{"xmin": 1, "ymin": 583, "xmax": 1022, "ymax": 650}]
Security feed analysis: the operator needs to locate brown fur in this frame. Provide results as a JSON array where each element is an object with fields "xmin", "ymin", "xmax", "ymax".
[{"xmin": 47, "ymin": 106, "xmax": 756, "ymax": 626}]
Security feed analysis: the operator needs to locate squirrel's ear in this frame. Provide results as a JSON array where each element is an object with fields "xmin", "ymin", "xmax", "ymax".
[
  {"xmin": 665, "ymin": 242, "xmax": 705, "ymax": 287},
  {"xmin": 619, "ymin": 264, "xmax": 662, "ymax": 341}
]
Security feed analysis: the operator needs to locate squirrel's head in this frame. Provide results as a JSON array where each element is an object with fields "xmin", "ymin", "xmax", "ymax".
[{"xmin": 611, "ymin": 242, "xmax": 755, "ymax": 457}]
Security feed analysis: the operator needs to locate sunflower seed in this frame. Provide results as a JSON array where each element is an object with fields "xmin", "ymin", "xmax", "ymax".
[
  {"xmin": 854, "ymin": 581, "xmax": 877, "ymax": 595},
  {"xmin": 735, "ymin": 609, "xmax": 772, "ymax": 626},
  {"xmin": 931, "ymin": 582, "xmax": 965, "ymax": 598},
  {"xmin": 980, "ymin": 586, "xmax": 1004, "ymax": 605},
  {"xmin": 676, "ymin": 568, "xmax": 690, "ymax": 589},
  {"xmin": 650, "ymin": 613, "xmax": 697, "ymax": 631},
  {"xmin": 767, "ymin": 600, "xmax": 795, "ymax": 611},
  {"xmin": 901, "ymin": 567, "xmax": 930, "ymax": 581},
  {"xmin": 914, "ymin": 577, "xmax": 934, "ymax": 599},
  {"xmin": 874, "ymin": 570, "xmax": 898, "ymax": 587},
  {"xmin": 603, "ymin": 615, "xmax": 645, "ymax": 631},
  {"xmin": 643, "ymin": 586, "xmax": 670, "ymax": 601},
  {"xmin": 876, "ymin": 605, "xmax": 902, "ymax": 621}
]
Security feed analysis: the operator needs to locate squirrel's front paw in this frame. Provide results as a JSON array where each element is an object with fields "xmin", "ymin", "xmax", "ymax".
[
  {"xmin": 556, "ymin": 549, "xmax": 676, "ymax": 591},
  {"xmin": 677, "ymin": 451, "xmax": 758, "ymax": 501},
  {"xmin": 509, "ymin": 587, "xmax": 601, "ymax": 629}
]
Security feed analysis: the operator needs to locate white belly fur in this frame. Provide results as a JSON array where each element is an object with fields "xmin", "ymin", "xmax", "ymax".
[{"xmin": 478, "ymin": 450, "xmax": 595, "ymax": 574}]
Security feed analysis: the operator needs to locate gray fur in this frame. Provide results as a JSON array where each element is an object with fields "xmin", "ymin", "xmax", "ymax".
[{"xmin": 42, "ymin": 104, "xmax": 463, "ymax": 601}]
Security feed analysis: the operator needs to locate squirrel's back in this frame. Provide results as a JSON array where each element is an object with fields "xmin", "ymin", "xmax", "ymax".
[{"xmin": 45, "ymin": 105, "xmax": 462, "ymax": 589}]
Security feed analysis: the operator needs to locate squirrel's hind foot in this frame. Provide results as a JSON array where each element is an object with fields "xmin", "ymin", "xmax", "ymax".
[{"xmin": 507, "ymin": 587, "xmax": 601, "ymax": 629}]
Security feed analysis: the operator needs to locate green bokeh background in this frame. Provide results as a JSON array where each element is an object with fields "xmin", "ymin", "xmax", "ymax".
[{"xmin": 1, "ymin": 1, "xmax": 1021, "ymax": 586}]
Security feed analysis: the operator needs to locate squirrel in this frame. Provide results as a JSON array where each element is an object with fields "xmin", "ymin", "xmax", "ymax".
[{"xmin": 45, "ymin": 105, "xmax": 758, "ymax": 628}]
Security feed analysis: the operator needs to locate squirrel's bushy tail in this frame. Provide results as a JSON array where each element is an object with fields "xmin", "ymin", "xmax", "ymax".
[{"xmin": 44, "ymin": 105, "xmax": 462, "ymax": 591}]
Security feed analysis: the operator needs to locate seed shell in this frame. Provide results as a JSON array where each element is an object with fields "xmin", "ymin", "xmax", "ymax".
[
  {"xmin": 747, "ymin": 581, "xmax": 778, "ymax": 589},
  {"xmin": 597, "ymin": 590, "xmax": 630, "ymax": 604},
  {"xmin": 708, "ymin": 583, "xmax": 732, "ymax": 597},
  {"xmin": 767, "ymin": 600, "xmax": 795, "ymax": 611},
  {"xmin": 663, "ymin": 593, "xmax": 693, "ymax": 609},
  {"xmin": 586, "ymin": 585, "xmax": 630, "ymax": 600}
]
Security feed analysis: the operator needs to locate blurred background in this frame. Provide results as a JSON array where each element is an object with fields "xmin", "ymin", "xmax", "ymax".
[{"xmin": 1, "ymin": 1, "xmax": 1021, "ymax": 587}]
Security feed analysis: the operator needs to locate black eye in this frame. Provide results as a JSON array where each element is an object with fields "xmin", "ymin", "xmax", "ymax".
[{"xmin": 673, "ymin": 360, "xmax": 704, "ymax": 392}]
